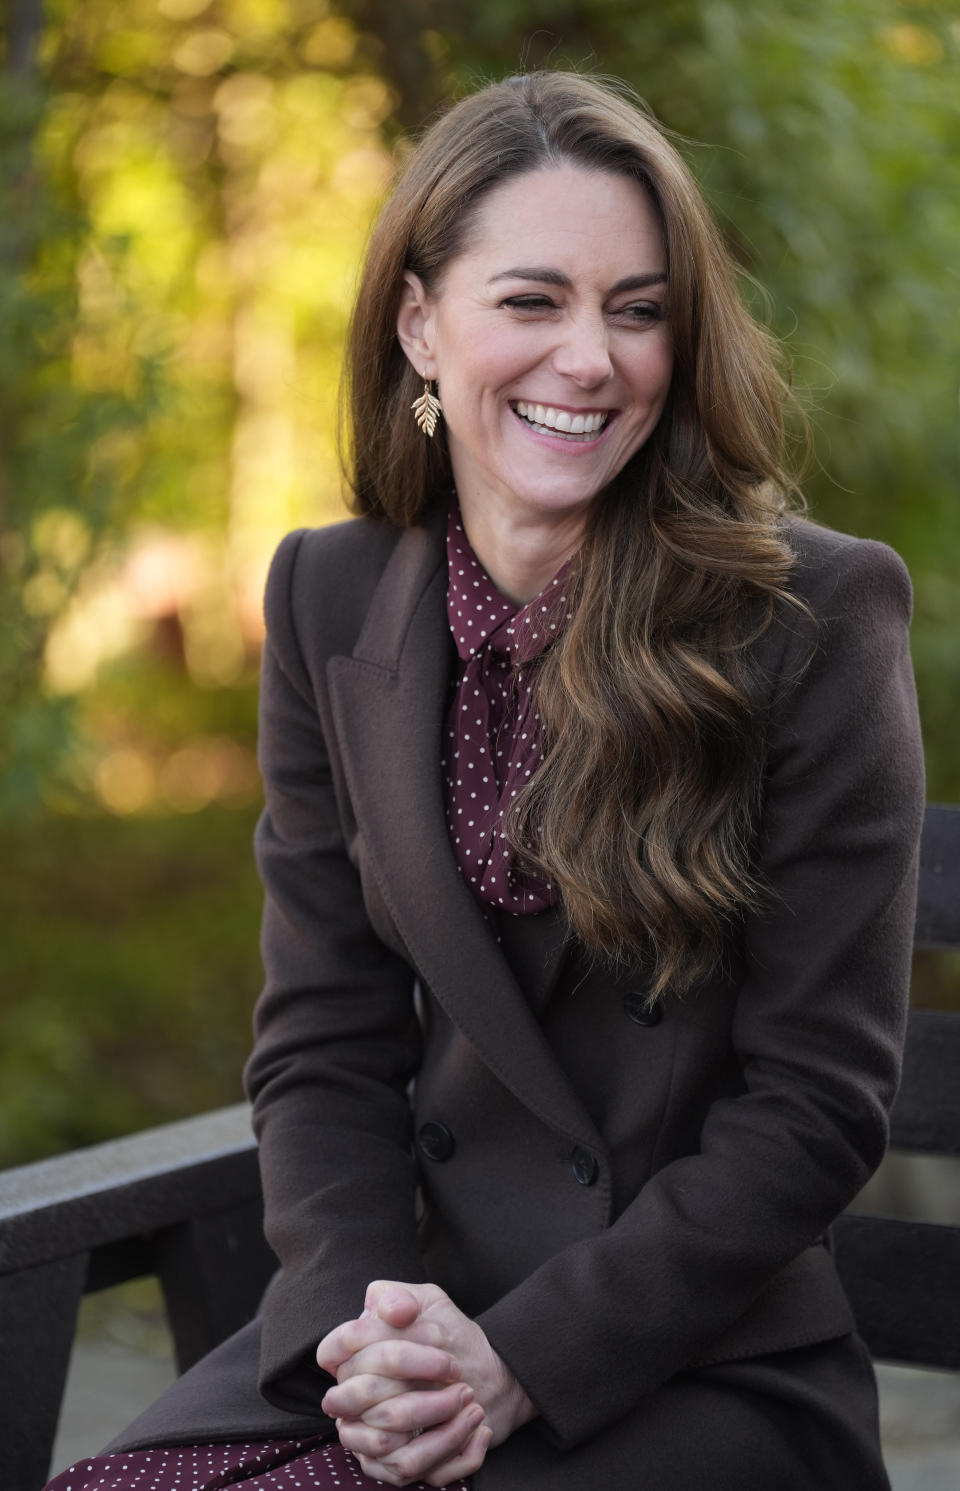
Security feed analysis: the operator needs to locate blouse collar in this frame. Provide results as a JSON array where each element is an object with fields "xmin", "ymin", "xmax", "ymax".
[{"xmin": 445, "ymin": 502, "xmax": 574, "ymax": 666}]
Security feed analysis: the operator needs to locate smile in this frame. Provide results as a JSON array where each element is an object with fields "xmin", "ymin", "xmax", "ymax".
[{"xmin": 512, "ymin": 401, "xmax": 612, "ymax": 441}]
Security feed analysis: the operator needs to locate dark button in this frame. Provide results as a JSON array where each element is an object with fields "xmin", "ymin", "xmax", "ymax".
[
  {"xmin": 418, "ymin": 1121, "xmax": 455, "ymax": 1162},
  {"xmin": 622, "ymin": 990, "xmax": 663, "ymax": 1026},
  {"xmin": 572, "ymin": 1146, "xmax": 599, "ymax": 1186}
]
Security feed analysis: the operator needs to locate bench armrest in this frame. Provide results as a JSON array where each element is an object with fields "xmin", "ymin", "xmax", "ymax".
[
  {"xmin": 0, "ymin": 1104, "xmax": 259, "ymax": 1274},
  {"xmin": 0, "ymin": 1105, "xmax": 274, "ymax": 1491}
]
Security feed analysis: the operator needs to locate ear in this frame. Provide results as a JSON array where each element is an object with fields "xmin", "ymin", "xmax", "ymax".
[{"xmin": 396, "ymin": 271, "xmax": 438, "ymax": 379}]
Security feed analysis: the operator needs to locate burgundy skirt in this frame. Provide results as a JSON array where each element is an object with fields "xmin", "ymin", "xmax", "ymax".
[{"xmin": 44, "ymin": 1435, "xmax": 470, "ymax": 1491}]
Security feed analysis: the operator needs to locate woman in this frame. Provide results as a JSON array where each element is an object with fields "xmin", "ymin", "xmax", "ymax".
[{"xmin": 47, "ymin": 70, "xmax": 924, "ymax": 1491}]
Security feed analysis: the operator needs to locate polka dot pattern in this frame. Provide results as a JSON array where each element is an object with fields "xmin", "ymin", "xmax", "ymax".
[
  {"xmin": 442, "ymin": 503, "xmax": 573, "ymax": 915},
  {"xmin": 43, "ymin": 1435, "xmax": 471, "ymax": 1491}
]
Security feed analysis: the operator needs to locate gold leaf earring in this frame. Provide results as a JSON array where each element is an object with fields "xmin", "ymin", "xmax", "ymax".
[{"xmin": 411, "ymin": 370, "xmax": 442, "ymax": 437}]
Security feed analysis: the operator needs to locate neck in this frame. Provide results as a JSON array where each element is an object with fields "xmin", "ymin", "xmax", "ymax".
[{"xmin": 455, "ymin": 493, "xmax": 587, "ymax": 604}]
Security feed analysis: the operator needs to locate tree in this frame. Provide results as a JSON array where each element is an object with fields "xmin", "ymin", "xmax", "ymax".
[{"xmin": 2, "ymin": 0, "xmax": 958, "ymax": 809}]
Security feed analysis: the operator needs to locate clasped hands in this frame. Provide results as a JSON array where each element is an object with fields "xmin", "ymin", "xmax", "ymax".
[{"xmin": 317, "ymin": 1280, "xmax": 536, "ymax": 1487}]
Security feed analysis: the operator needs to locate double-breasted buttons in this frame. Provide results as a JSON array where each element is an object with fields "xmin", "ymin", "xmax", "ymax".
[
  {"xmin": 418, "ymin": 1121, "xmax": 455, "ymax": 1161},
  {"xmin": 571, "ymin": 1146, "xmax": 599, "ymax": 1186},
  {"xmin": 622, "ymin": 990, "xmax": 663, "ymax": 1026}
]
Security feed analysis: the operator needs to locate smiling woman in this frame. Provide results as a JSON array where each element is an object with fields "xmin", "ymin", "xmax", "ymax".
[
  {"xmin": 45, "ymin": 70, "xmax": 923, "ymax": 1491},
  {"xmin": 395, "ymin": 166, "xmax": 673, "ymax": 603}
]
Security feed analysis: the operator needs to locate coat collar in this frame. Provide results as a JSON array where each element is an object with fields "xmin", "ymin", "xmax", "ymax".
[{"xmin": 326, "ymin": 510, "xmax": 602, "ymax": 1151}]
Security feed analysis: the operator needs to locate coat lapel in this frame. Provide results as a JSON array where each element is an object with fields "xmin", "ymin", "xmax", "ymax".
[
  {"xmin": 327, "ymin": 515, "xmax": 601, "ymax": 1152},
  {"xmin": 494, "ymin": 905, "xmax": 571, "ymax": 1019}
]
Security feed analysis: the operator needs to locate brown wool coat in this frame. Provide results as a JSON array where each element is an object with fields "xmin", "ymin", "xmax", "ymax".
[{"xmin": 110, "ymin": 507, "xmax": 925, "ymax": 1486}]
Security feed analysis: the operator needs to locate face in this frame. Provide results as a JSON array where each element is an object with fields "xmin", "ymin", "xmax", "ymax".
[{"xmin": 398, "ymin": 163, "xmax": 673, "ymax": 537}]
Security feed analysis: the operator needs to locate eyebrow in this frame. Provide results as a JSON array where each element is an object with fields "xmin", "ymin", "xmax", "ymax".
[{"xmin": 486, "ymin": 268, "xmax": 668, "ymax": 292}]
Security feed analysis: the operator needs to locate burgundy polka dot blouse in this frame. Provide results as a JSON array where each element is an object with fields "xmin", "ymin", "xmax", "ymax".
[
  {"xmin": 441, "ymin": 503, "xmax": 573, "ymax": 915},
  {"xmin": 43, "ymin": 1435, "xmax": 470, "ymax": 1491}
]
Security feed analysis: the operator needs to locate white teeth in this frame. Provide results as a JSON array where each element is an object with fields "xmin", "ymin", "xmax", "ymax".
[{"xmin": 513, "ymin": 402, "xmax": 610, "ymax": 439}]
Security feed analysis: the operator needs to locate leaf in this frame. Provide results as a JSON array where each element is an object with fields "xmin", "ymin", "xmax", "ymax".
[{"xmin": 411, "ymin": 384, "xmax": 442, "ymax": 436}]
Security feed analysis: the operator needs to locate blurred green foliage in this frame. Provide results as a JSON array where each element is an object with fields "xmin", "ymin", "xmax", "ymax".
[
  {"xmin": 2, "ymin": 0, "xmax": 958, "ymax": 1164},
  {"xmin": 0, "ymin": 802, "xmax": 261, "ymax": 1165}
]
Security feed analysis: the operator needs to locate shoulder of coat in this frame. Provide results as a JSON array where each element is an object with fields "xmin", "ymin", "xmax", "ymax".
[
  {"xmin": 746, "ymin": 515, "xmax": 913, "ymax": 707},
  {"xmin": 264, "ymin": 513, "xmax": 408, "ymax": 668},
  {"xmin": 291, "ymin": 512, "xmax": 406, "ymax": 581},
  {"xmin": 780, "ymin": 514, "xmax": 912, "ymax": 620}
]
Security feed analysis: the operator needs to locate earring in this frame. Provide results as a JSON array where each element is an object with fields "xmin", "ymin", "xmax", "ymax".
[{"xmin": 411, "ymin": 371, "xmax": 442, "ymax": 437}]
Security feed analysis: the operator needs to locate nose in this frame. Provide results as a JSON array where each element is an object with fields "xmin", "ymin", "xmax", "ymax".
[{"xmin": 550, "ymin": 315, "xmax": 613, "ymax": 389}]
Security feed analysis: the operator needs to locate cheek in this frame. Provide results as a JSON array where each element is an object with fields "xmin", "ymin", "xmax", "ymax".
[
  {"xmin": 610, "ymin": 342, "xmax": 672, "ymax": 461},
  {"xmin": 636, "ymin": 335, "xmax": 674, "ymax": 401},
  {"xmin": 442, "ymin": 324, "xmax": 541, "ymax": 399}
]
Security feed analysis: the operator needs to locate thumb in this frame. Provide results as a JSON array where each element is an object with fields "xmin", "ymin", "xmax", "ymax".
[{"xmin": 364, "ymin": 1279, "xmax": 422, "ymax": 1328}]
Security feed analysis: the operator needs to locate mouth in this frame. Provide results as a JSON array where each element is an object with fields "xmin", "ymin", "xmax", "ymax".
[{"xmin": 511, "ymin": 401, "xmax": 614, "ymax": 442}]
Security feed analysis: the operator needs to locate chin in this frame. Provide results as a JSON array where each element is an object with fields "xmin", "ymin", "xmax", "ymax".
[{"xmin": 528, "ymin": 477, "xmax": 611, "ymax": 510}]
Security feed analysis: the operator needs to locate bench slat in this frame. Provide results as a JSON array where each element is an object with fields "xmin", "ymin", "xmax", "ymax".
[
  {"xmin": 889, "ymin": 1010, "xmax": 960, "ymax": 1156},
  {"xmin": 915, "ymin": 803, "xmax": 960, "ymax": 948},
  {"xmin": 157, "ymin": 1200, "xmax": 277, "ymax": 1372},
  {"xmin": 833, "ymin": 1212, "xmax": 960, "ymax": 1369}
]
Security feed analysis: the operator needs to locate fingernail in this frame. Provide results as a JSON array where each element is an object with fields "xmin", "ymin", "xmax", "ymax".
[
  {"xmin": 467, "ymin": 1405, "xmax": 484, "ymax": 1429},
  {"xmin": 459, "ymin": 1385, "xmax": 474, "ymax": 1406}
]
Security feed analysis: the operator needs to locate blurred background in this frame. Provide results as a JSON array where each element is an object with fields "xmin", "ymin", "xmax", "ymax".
[{"xmin": 2, "ymin": 0, "xmax": 959, "ymax": 1172}]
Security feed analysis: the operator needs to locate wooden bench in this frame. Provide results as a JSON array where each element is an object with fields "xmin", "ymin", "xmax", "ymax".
[{"xmin": 2, "ymin": 804, "xmax": 958, "ymax": 1491}]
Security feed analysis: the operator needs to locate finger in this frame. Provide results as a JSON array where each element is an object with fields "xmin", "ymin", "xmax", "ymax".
[
  {"xmin": 351, "ymin": 1401, "xmax": 482, "ymax": 1485},
  {"xmin": 352, "ymin": 1456, "xmax": 406, "ymax": 1489},
  {"xmin": 423, "ymin": 1423, "xmax": 494, "ymax": 1487},
  {"xmin": 358, "ymin": 1403, "xmax": 485, "ymax": 1485},
  {"xmin": 336, "ymin": 1338, "xmax": 459, "ymax": 1386},
  {"xmin": 365, "ymin": 1280, "xmax": 423, "ymax": 1329},
  {"xmin": 318, "ymin": 1304, "xmax": 446, "ymax": 1374},
  {"xmin": 317, "ymin": 1311, "xmax": 398, "ymax": 1374},
  {"xmin": 324, "ymin": 1374, "xmax": 470, "ymax": 1425},
  {"xmin": 360, "ymin": 1382, "xmax": 474, "ymax": 1433},
  {"xmin": 322, "ymin": 1371, "xmax": 409, "ymax": 1419},
  {"xmin": 335, "ymin": 1415, "xmax": 409, "ymax": 1460}
]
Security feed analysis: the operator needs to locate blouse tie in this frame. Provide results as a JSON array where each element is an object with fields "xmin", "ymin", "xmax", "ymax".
[{"xmin": 441, "ymin": 503, "xmax": 573, "ymax": 914}]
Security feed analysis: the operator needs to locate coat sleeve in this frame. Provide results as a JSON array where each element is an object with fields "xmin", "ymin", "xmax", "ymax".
[
  {"xmin": 243, "ymin": 529, "xmax": 427, "ymax": 1419},
  {"xmin": 476, "ymin": 534, "xmax": 925, "ymax": 1449}
]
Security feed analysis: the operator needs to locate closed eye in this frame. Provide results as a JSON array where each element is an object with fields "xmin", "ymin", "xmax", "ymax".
[
  {"xmin": 501, "ymin": 295, "xmax": 665, "ymax": 323},
  {"xmin": 613, "ymin": 301, "xmax": 665, "ymax": 324},
  {"xmin": 500, "ymin": 295, "xmax": 557, "ymax": 312}
]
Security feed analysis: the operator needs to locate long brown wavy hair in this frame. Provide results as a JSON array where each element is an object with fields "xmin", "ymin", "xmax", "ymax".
[{"xmin": 343, "ymin": 71, "xmax": 807, "ymax": 1000}]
